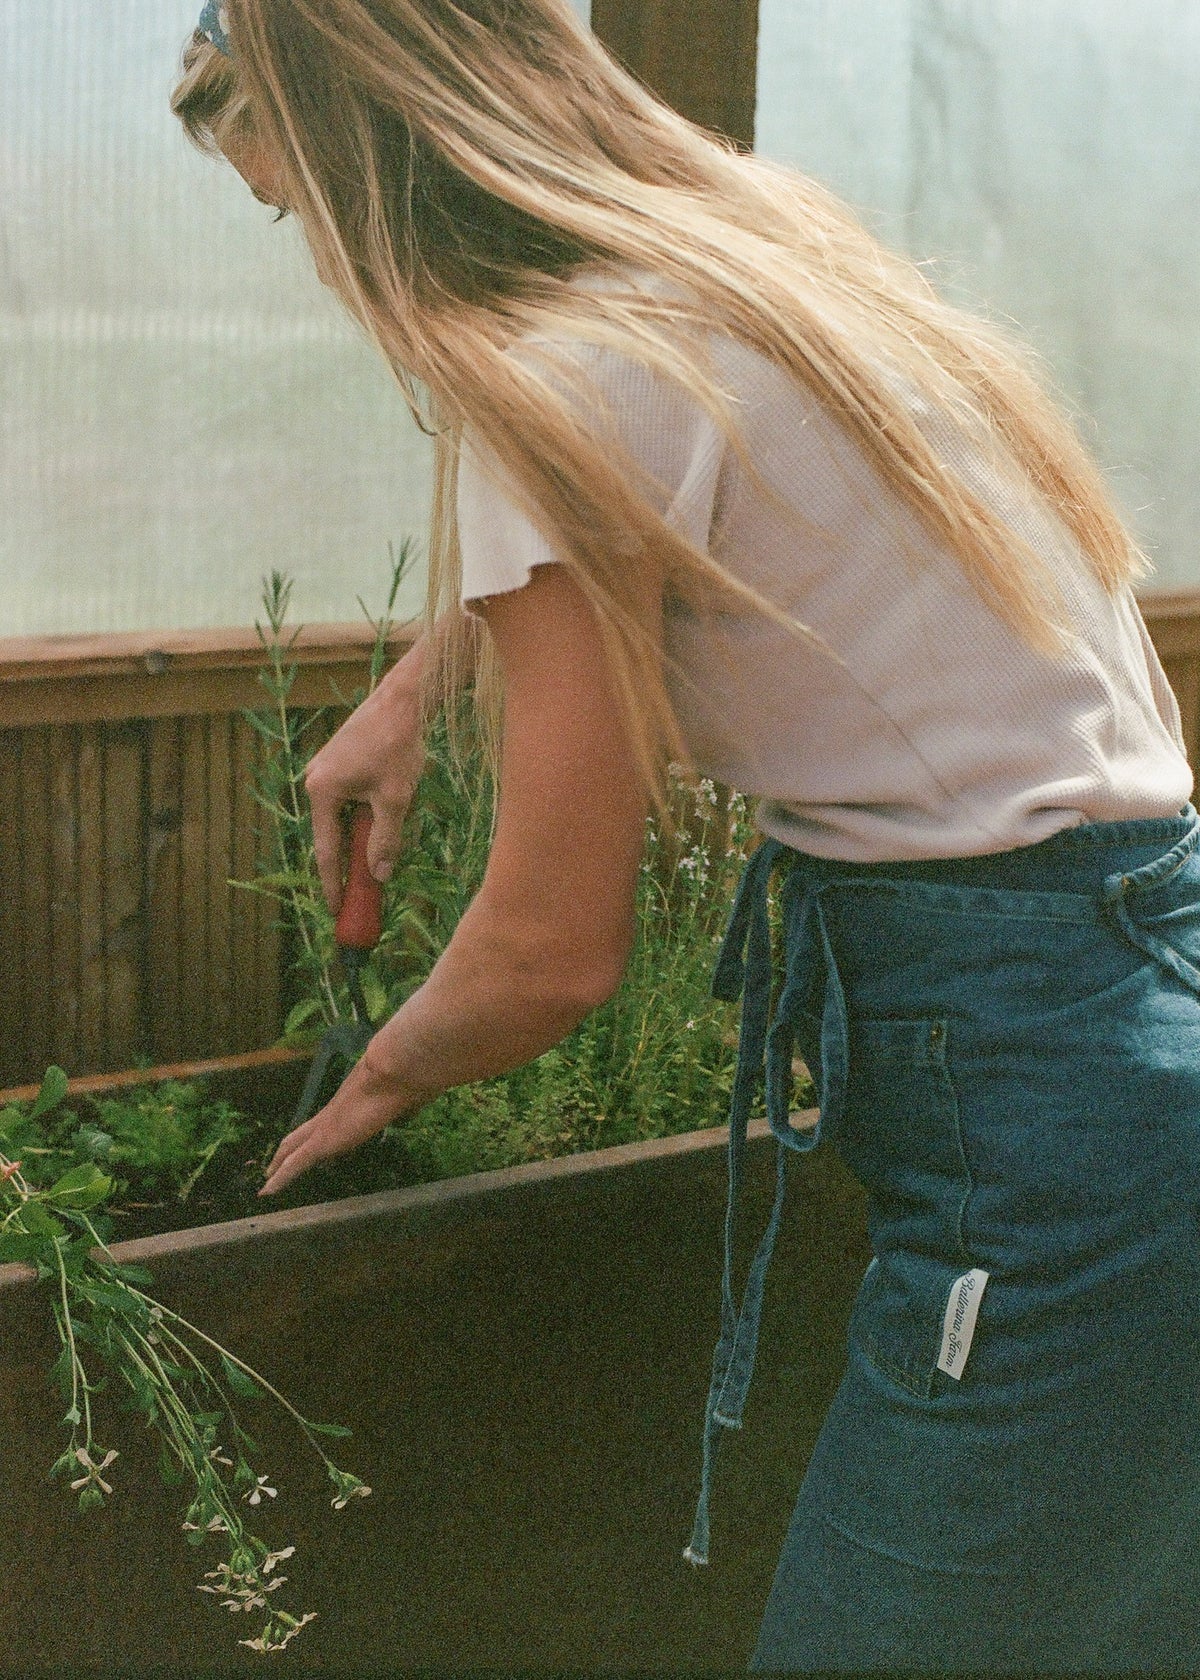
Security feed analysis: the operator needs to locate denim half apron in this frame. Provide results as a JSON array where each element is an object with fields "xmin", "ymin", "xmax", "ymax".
[{"xmin": 685, "ymin": 805, "xmax": 1200, "ymax": 1676}]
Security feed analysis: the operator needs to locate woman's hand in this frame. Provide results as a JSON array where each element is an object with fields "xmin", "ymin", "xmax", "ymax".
[
  {"xmin": 257, "ymin": 1048, "xmax": 425, "ymax": 1198},
  {"xmin": 305, "ymin": 642, "xmax": 428, "ymax": 914}
]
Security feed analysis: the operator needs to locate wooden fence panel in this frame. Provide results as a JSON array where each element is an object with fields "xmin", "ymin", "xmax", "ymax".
[
  {"xmin": 0, "ymin": 740, "xmax": 20, "ymax": 1081},
  {"xmin": 0, "ymin": 624, "xmax": 411, "ymax": 1086},
  {"xmin": 178, "ymin": 715, "xmax": 214, "ymax": 1064},
  {"xmin": 3, "ymin": 593, "xmax": 1200, "ymax": 1087},
  {"xmin": 46, "ymin": 724, "xmax": 83, "ymax": 1075},
  {"xmin": 75, "ymin": 726, "xmax": 109, "ymax": 1076},
  {"xmin": 102, "ymin": 721, "xmax": 146, "ymax": 1064},
  {"xmin": 1162, "ymin": 655, "xmax": 1200, "ymax": 772},
  {"xmin": 592, "ymin": 0, "xmax": 760, "ymax": 149},
  {"xmin": 0, "ymin": 708, "xmax": 311, "ymax": 1086},
  {"xmin": 146, "ymin": 716, "xmax": 185, "ymax": 1065},
  {"xmin": 17, "ymin": 729, "xmax": 54, "ymax": 1073}
]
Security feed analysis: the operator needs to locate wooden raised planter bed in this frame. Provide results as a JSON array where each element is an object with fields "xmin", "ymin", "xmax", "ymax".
[{"xmin": 0, "ymin": 1110, "xmax": 871, "ymax": 1676}]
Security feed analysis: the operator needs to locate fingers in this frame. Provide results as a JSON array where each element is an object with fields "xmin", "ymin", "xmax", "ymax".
[
  {"xmin": 308, "ymin": 776, "xmax": 409, "ymax": 902},
  {"xmin": 257, "ymin": 1059, "xmax": 410, "ymax": 1198},
  {"xmin": 258, "ymin": 1115, "xmax": 320, "ymax": 1197},
  {"xmin": 259, "ymin": 1140, "xmax": 317, "ymax": 1199},
  {"xmin": 261, "ymin": 1153, "xmax": 310, "ymax": 1198},
  {"xmin": 303, "ymin": 705, "xmax": 427, "ymax": 909},
  {"xmin": 307, "ymin": 776, "xmax": 347, "ymax": 916},
  {"xmin": 260, "ymin": 1123, "xmax": 331, "ymax": 1198}
]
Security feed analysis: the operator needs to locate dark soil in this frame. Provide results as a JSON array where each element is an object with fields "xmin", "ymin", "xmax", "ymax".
[{"xmin": 96, "ymin": 1055, "xmax": 432, "ymax": 1245}]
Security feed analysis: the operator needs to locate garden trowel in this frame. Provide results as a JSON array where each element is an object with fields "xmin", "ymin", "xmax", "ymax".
[{"xmin": 289, "ymin": 805, "xmax": 384, "ymax": 1129}]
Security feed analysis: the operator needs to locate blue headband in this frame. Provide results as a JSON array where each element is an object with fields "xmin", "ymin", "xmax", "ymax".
[{"xmin": 198, "ymin": 2, "xmax": 233, "ymax": 57}]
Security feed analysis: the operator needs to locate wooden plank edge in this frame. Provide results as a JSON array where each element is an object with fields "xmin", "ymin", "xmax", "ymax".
[
  {"xmin": 1137, "ymin": 586, "xmax": 1200, "ymax": 621},
  {"xmin": 0, "ymin": 1043, "xmax": 311, "ymax": 1106},
  {"xmin": 0, "ymin": 1109, "xmax": 821, "ymax": 1290},
  {"xmin": 1, "ymin": 661, "xmax": 415, "ymax": 727},
  {"xmin": 0, "ymin": 621, "xmax": 420, "ymax": 683}
]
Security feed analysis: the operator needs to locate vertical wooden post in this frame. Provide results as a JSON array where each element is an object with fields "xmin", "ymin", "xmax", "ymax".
[{"xmin": 590, "ymin": 0, "xmax": 761, "ymax": 151}]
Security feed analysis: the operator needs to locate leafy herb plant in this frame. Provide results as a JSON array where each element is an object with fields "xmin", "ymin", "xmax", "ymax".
[{"xmin": 0, "ymin": 1078, "xmax": 254, "ymax": 1210}]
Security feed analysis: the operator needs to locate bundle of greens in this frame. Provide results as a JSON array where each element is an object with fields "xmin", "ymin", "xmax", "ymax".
[{"xmin": 0, "ymin": 1067, "xmax": 369, "ymax": 1656}]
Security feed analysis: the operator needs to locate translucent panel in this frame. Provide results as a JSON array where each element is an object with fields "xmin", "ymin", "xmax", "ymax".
[
  {"xmin": 1, "ymin": 0, "xmax": 590, "ymax": 637},
  {"xmin": 757, "ymin": 0, "xmax": 1200, "ymax": 591}
]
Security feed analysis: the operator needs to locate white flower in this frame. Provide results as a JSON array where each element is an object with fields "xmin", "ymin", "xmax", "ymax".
[
  {"xmin": 69, "ymin": 1447, "xmax": 117, "ymax": 1495},
  {"xmin": 201, "ymin": 1564, "xmax": 244, "ymax": 1587},
  {"xmin": 224, "ymin": 1593, "xmax": 266, "ymax": 1613},
  {"xmin": 207, "ymin": 1445, "xmax": 234, "ymax": 1468},
  {"xmin": 261, "ymin": 1546, "xmax": 295, "ymax": 1574},
  {"xmin": 244, "ymin": 1475, "xmax": 277, "ymax": 1505},
  {"xmin": 331, "ymin": 1481, "xmax": 372, "ymax": 1510},
  {"xmin": 239, "ymin": 1612, "xmax": 318, "ymax": 1653}
]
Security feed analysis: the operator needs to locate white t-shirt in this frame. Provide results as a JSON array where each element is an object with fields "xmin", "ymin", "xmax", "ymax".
[{"xmin": 456, "ymin": 269, "xmax": 1192, "ymax": 862}]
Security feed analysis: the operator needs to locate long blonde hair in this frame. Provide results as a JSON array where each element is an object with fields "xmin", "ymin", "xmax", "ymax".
[{"xmin": 171, "ymin": 0, "xmax": 1152, "ymax": 806}]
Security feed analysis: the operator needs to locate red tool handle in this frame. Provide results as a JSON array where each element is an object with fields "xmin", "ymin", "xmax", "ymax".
[{"xmin": 334, "ymin": 806, "xmax": 384, "ymax": 951}]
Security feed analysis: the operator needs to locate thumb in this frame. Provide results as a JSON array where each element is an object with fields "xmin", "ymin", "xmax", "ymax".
[
  {"xmin": 366, "ymin": 816, "xmax": 399, "ymax": 883},
  {"xmin": 308, "ymin": 786, "xmax": 347, "ymax": 914}
]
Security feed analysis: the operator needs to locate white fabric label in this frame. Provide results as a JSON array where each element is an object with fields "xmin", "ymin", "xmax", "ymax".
[{"xmin": 936, "ymin": 1267, "xmax": 990, "ymax": 1379}]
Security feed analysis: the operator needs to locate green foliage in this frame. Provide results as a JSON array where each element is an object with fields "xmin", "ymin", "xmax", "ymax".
[
  {"xmin": 0, "ymin": 1076, "xmax": 252, "ymax": 1206},
  {"xmin": 395, "ymin": 782, "xmax": 762, "ymax": 1182},
  {"xmin": 237, "ymin": 545, "xmax": 421, "ymax": 1041},
  {"xmin": 0, "ymin": 1067, "xmax": 366, "ymax": 1658},
  {"xmin": 240, "ymin": 564, "xmax": 807, "ymax": 1189},
  {"xmin": 91, "ymin": 1082, "xmax": 249, "ymax": 1201}
]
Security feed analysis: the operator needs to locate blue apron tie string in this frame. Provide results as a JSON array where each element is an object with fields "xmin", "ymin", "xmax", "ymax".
[
  {"xmin": 1101, "ymin": 863, "xmax": 1200, "ymax": 998},
  {"xmin": 684, "ymin": 844, "xmax": 851, "ymax": 1568}
]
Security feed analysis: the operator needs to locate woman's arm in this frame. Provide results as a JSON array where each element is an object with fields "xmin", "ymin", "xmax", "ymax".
[{"xmin": 259, "ymin": 564, "xmax": 652, "ymax": 1196}]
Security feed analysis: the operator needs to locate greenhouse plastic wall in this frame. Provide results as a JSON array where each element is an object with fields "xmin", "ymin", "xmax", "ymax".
[
  {"xmin": 1, "ymin": 0, "xmax": 589, "ymax": 640},
  {"xmin": 3, "ymin": 0, "xmax": 1196, "ymax": 640},
  {"xmin": 756, "ymin": 0, "xmax": 1200, "ymax": 594}
]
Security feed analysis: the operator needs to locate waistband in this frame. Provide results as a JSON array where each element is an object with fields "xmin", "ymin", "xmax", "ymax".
[
  {"xmin": 682, "ymin": 803, "xmax": 1200, "ymax": 1569},
  {"xmin": 785, "ymin": 805, "xmax": 1200, "ymax": 898}
]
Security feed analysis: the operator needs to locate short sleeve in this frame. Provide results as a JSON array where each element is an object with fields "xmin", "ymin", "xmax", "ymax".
[
  {"xmin": 456, "ymin": 428, "xmax": 562, "ymax": 611},
  {"xmin": 455, "ymin": 339, "xmax": 726, "ymax": 614}
]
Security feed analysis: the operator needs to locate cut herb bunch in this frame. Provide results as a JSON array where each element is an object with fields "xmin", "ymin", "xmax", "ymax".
[{"xmin": 0, "ymin": 1067, "xmax": 369, "ymax": 1656}]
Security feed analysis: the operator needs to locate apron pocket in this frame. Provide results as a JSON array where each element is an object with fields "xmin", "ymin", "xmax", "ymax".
[
  {"xmin": 850, "ymin": 1248, "xmax": 991, "ymax": 1399},
  {"xmin": 837, "ymin": 1015, "xmax": 979, "ymax": 1399}
]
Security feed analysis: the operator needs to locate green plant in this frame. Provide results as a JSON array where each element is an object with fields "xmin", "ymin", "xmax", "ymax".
[
  {"xmin": 0, "ymin": 1079, "xmax": 255, "ymax": 1209},
  {"xmin": 92, "ymin": 1082, "xmax": 249, "ymax": 1202},
  {"xmin": 0, "ymin": 1068, "xmax": 370, "ymax": 1655},
  {"xmin": 239, "ymin": 545, "xmax": 440, "ymax": 1039},
  {"xmin": 239, "ymin": 564, "xmax": 806, "ymax": 1186},
  {"xmin": 396, "ymin": 781, "xmax": 768, "ymax": 1181},
  {"xmin": 237, "ymin": 569, "xmax": 343, "ymax": 1038}
]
